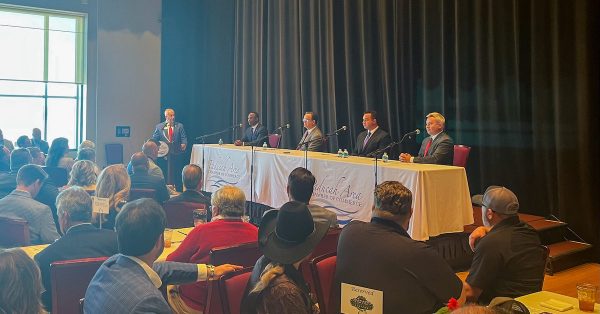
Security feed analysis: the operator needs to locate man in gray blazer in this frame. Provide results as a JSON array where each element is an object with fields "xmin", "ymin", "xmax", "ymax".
[
  {"xmin": 297, "ymin": 111, "xmax": 325, "ymax": 152},
  {"xmin": 287, "ymin": 167, "xmax": 337, "ymax": 228},
  {"xmin": 400, "ymin": 112, "xmax": 454, "ymax": 165},
  {"xmin": 84, "ymin": 198, "xmax": 241, "ymax": 314},
  {"xmin": 0, "ymin": 164, "xmax": 60, "ymax": 244}
]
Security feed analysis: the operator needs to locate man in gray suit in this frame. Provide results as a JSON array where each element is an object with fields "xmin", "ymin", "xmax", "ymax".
[
  {"xmin": 400, "ymin": 112, "xmax": 454, "ymax": 165},
  {"xmin": 287, "ymin": 167, "xmax": 337, "ymax": 228},
  {"xmin": 84, "ymin": 198, "xmax": 241, "ymax": 313},
  {"xmin": 0, "ymin": 164, "xmax": 60, "ymax": 244},
  {"xmin": 297, "ymin": 111, "xmax": 325, "ymax": 152}
]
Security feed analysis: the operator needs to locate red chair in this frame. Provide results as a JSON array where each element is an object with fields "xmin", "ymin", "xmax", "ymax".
[
  {"xmin": 163, "ymin": 202, "xmax": 206, "ymax": 228},
  {"xmin": 105, "ymin": 143, "xmax": 123, "ymax": 166},
  {"xmin": 300, "ymin": 228, "xmax": 342, "ymax": 293},
  {"xmin": 268, "ymin": 134, "xmax": 282, "ymax": 148},
  {"xmin": 219, "ymin": 267, "xmax": 253, "ymax": 314},
  {"xmin": 309, "ymin": 252, "xmax": 337, "ymax": 314},
  {"xmin": 0, "ymin": 216, "xmax": 30, "ymax": 247},
  {"xmin": 51, "ymin": 257, "xmax": 108, "ymax": 314},
  {"xmin": 453, "ymin": 145, "xmax": 471, "ymax": 167},
  {"xmin": 129, "ymin": 188, "xmax": 157, "ymax": 201}
]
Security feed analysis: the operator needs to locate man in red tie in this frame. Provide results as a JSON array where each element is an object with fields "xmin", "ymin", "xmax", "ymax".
[
  {"xmin": 399, "ymin": 112, "xmax": 454, "ymax": 165},
  {"xmin": 152, "ymin": 108, "xmax": 188, "ymax": 187}
]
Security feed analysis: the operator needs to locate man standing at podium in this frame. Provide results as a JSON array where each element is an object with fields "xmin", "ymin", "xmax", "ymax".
[{"xmin": 152, "ymin": 108, "xmax": 187, "ymax": 188}]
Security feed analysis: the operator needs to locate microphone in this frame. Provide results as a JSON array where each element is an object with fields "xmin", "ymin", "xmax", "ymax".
[
  {"xmin": 274, "ymin": 123, "xmax": 290, "ymax": 131},
  {"xmin": 332, "ymin": 125, "xmax": 347, "ymax": 134},
  {"xmin": 232, "ymin": 124, "xmax": 243, "ymax": 129},
  {"xmin": 405, "ymin": 129, "xmax": 420, "ymax": 136}
]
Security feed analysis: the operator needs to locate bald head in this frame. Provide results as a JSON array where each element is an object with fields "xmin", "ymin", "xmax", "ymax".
[
  {"xmin": 130, "ymin": 152, "xmax": 149, "ymax": 174},
  {"xmin": 182, "ymin": 164, "xmax": 203, "ymax": 190},
  {"xmin": 142, "ymin": 140, "xmax": 159, "ymax": 159}
]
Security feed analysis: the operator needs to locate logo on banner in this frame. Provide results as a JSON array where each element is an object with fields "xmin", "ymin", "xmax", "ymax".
[
  {"xmin": 206, "ymin": 152, "xmax": 243, "ymax": 188},
  {"xmin": 313, "ymin": 175, "xmax": 365, "ymax": 209}
]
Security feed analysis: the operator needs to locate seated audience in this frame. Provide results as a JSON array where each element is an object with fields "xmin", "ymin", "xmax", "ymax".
[
  {"xmin": 400, "ymin": 112, "xmax": 454, "ymax": 165},
  {"xmin": 46, "ymin": 137, "xmax": 75, "ymax": 171},
  {"xmin": 31, "ymin": 128, "xmax": 49, "ymax": 154},
  {"xmin": 0, "ymin": 128, "xmax": 14, "ymax": 151},
  {"xmin": 127, "ymin": 139, "xmax": 164, "ymax": 179},
  {"xmin": 78, "ymin": 139, "xmax": 95, "ymax": 151},
  {"xmin": 0, "ymin": 248, "xmax": 45, "ymax": 314},
  {"xmin": 167, "ymin": 185, "xmax": 258, "ymax": 312},
  {"xmin": 334, "ymin": 181, "xmax": 464, "ymax": 313},
  {"xmin": 27, "ymin": 147, "xmax": 46, "ymax": 166},
  {"xmin": 35, "ymin": 187, "xmax": 118, "ymax": 310},
  {"xmin": 165, "ymin": 164, "xmax": 210, "ymax": 206},
  {"xmin": 129, "ymin": 152, "xmax": 169, "ymax": 203},
  {"xmin": 95, "ymin": 164, "xmax": 130, "ymax": 230},
  {"xmin": 241, "ymin": 201, "xmax": 328, "ymax": 313},
  {"xmin": 464, "ymin": 186, "xmax": 545, "ymax": 304},
  {"xmin": 76, "ymin": 147, "xmax": 96, "ymax": 163},
  {"xmin": 67, "ymin": 160, "xmax": 98, "ymax": 193},
  {"xmin": 84, "ymin": 198, "xmax": 241, "ymax": 313},
  {"xmin": 287, "ymin": 167, "xmax": 337, "ymax": 228},
  {"xmin": 0, "ymin": 145, "xmax": 9, "ymax": 172},
  {"xmin": 0, "ymin": 164, "xmax": 60, "ymax": 244},
  {"xmin": 16, "ymin": 135, "xmax": 32, "ymax": 148}
]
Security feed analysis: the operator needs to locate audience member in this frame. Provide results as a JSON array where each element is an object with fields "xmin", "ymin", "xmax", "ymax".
[
  {"xmin": 464, "ymin": 186, "xmax": 545, "ymax": 304},
  {"xmin": 164, "ymin": 164, "xmax": 210, "ymax": 207},
  {"xmin": 167, "ymin": 185, "xmax": 258, "ymax": 312},
  {"xmin": 241, "ymin": 201, "xmax": 328, "ymax": 314},
  {"xmin": 127, "ymin": 139, "xmax": 164, "ymax": 179},
  {"xmin": 84, "ymin": 198, "xmax": 241, "ymax": 313},
  {"xmin": 16, "ymin": 135, "xmax": 32, "ymax": 148},
  {"xmin": 27, "ymin": 147, "xmax": 46, "ymax": 166},
  {"xmin": 78, "ymin": 139, "xmax": 95, "ymax": 151},
  {"xmin": 334, "ymin": 181, "xmax": 464, "ymax": 313},
  {"xmin": 46, "ymin": 137, "xmax": 74, "ymax": 171},
  {"xmin": 0, "ymin": 248, "xmax": 45, "ymax": 314},
  {"xmin": 31, "ymin": 128, "xmax": 49, "ymax": 154},
  {"xmin": 354, "ymin": 111, "xmax": 393, "ymax": 158},
  {"xmin": 35, "ymin": 187, "xmax": 118, "ymax": 310},
  {"xmin": 235, "ymin": 111, "xmax": 268, "ymax": 146},
  {"xmin": 0, "ymin": 145, "xmax": 9, "ymax": 172},
  {"xmin": 287, "ymin": 167, "xmax": 337, "ymax": 228},
  {"xmin": 0, "ymin": 128, "xmax": 14, "ymax": 151},
  {"xmin": 129, "ymin": 152, "xmax": 170, "ymax": 203},
  {"xmin": 76, "ymin": 147, "xmax": 96, "ymax": 162},
  {"xmin": 66, "ymin": 160, "xmax": 98, "ymax": 193},
  {"xmin": 296, "ymin": 111, "xmax": 324, "ymax": 152},
  {"xmin": 0, "ymin": 164, "xmax": 59, "ymax": 244},
  {"xmin": 400, "ymin": 112, "xmax": 454, "ymax": 165},
  {"xmin": 95, "ymin": 164, "xmax": 130, "ymax": 230}
]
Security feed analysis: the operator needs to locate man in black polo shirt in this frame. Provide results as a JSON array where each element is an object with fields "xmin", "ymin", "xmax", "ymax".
[
  {"xmin": 464, "ymin": 186, "xmax": 545, "ymax": 304},
  {"xmin": 335, "ymin": 181, "xmax": 464, "ymax": 313}
]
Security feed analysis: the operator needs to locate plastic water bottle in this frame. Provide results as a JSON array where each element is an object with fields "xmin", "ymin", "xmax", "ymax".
[
  {"xmin": 218, "ymin": 138, "xmax": 223, "ymax": 145},
  {"xmin": 338, "ymin": 149, "xmax": 343, "ymax": 158},
  {"xmin": 262, "ymin": 142, "xmax": 268, "ymax": 149},
  {"xmin": 382, "ymin": 152, "xmax": 389, "ymax": 163},
  {"xmin": 342, "ymin": 149, "xmax": 349, "ymax": 158}
]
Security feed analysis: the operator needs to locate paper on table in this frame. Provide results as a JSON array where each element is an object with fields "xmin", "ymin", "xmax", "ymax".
[{"xmin": 539, "ymin": 299, "xmax": 573, "ymax": 312}]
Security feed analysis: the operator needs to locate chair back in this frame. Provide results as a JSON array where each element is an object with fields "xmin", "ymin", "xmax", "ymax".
[
  {"xmin": 539, "ymin": 245, "xmax": 550, "ymax": 286},
  {"xmin": 163, "ymin": 202, "xmax": 205, "ymax": 228},
  {"xmin": 309, "ymin": 252, "xmax": 337, "ymax": 314},
  {"xmin": 300, "ymin": 228, "xmax": 341, "ymax": 291},
  {"xmin": 42, "ymin": 166, "xmax": 69, "ymax": 187},
  {"xmin": 210, "ymin": 241, "xmax": 261, "ymax": 267},
  {"xmin": 105, "ymin": 143, "xmax": 123, "ymax": 166},
  {"xmin": 268, "ymin": 134, "xmax": 282, "ymax": 148},
  {"xmin": 452, "ymin": 145, "xmax": 471, "ymax": 167},
  {"xmin": 51, "ymin": 257, "xmax": 108, "ymax": 314},
  {"xmin": 129, "ymin": 188, "xmax": 157, "ymax": 201},
  {"xmin": 0, "ymin": 216, "xmax": 30, "ymax": 247},
  {"xmin": 219, "ymin": 267, "xmax": 253, "ymax": 314}
]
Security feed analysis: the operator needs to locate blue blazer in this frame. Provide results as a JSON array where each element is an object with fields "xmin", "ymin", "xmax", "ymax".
[
  {"xmin": 241, "ymin": 124, "xmax": 268, "ymax": 146},
  {"xmin": 84, "ymin": 254, "xmax": 198, "ymax": 314},
  {"xmin": 152, "ymin": 121, "xmax": 188, "ymax": 154}
]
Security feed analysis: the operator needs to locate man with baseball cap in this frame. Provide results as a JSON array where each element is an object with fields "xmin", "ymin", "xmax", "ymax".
[{"xmin": 464, "ymin": 186, "xmax": 545, "ymax": 304}]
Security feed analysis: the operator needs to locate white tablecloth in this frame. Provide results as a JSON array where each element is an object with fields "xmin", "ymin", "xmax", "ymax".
[{"xmin": 191, "ymin": 144, "xmax": 473, "ymax": 240}]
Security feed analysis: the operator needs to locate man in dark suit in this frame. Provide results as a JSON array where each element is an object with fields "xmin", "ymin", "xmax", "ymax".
[
  {"xmin": 355, "ymin": 111, "xmax": 393, "ymax": 158},
  {"xmin": 165, "ymin": 164, "xmax": 211, "ymax": 206},
  {"xmin": 84, "ymin": 198, "xmax": 241, "ymax": 313},
  {"xmin": 235, "ymin": 111, "xmax": 268, "ymax": 147},
  {"xmin": 400, "ymin": 112, "xmax": 454, "ymax": 165},
  {"xmin": 35, "ymin": 187, "xmax": 118, "ymax": 310},
  {"xmin": 152, "ymin": 108, "xmax": 187, "ymax": 186},
  {"xmin": 31, "ymin": 128, "xmax": 49, "ymax": 154},
  {"xmin": 296, "ymin": 111, "xmax": 325, "ymax": 152},
  {"xmin": 129, "ymin": 152, "xmax": 170, "ymax": 203}
]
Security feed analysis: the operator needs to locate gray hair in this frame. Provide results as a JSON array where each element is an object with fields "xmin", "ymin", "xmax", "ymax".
[
  {"xmin": 56, "ymin": 186, "xmax": 93, "ymax": 222},
  {"xmin": 78, "ymin": 140, "xmax": 95, "ymax": 151},
  {"xmin": 211, "ymin": 185, "xmax": 245, "ymax": 217},
  {"xmin": 68, "ymin": 160, "xmax": 98, "ymax": 187}
]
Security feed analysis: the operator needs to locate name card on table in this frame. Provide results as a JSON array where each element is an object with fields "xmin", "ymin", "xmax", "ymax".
[
  {"xmin": 92, "ymin": 196, "xmax": 110, "ymax": 214},
  {"xmin": 340, "ymin": 282, "xmax": 383, "ymax": 314}
]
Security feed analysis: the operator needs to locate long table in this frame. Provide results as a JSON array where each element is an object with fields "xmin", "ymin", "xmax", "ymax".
[{"xmin": 191, "ymin": 144, "xmax": 473, "ymax": 241}]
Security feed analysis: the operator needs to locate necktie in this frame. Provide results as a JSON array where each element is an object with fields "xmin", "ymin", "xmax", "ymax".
[
  {"xmin": 297, "ymin": 131, "xmax": 309, "ymax": 150},
  {"xmin": 363, "ymin": 132, "xmax": 372, "ymax": 149},
  {"xmin": 168, "ymin": 125, "xmax": 173, "ymax": 143},
  {"xmin": 423, "ymin": 137, "xmax": 433, "ymax": 156}
]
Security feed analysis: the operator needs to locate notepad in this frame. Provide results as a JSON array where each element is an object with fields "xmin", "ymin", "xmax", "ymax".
[{"xmin": 539, "ymin": 299, "xmax": 573, "ymax": 312}]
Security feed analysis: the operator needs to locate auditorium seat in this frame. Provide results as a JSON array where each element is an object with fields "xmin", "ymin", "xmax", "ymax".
[
  {"xmin": 129, "ymin": 188, "xmax": 157, "ymax": 201},
  {"xmin": 219, "ymin": 267, "xmax": 253, "ymax": 314},
  {"xmin": 163, "ymin": 201, "xmax": 206, "ymax": 228},
  {"xmin": 453, "ymin": 145, "xmax": 471, "ymax": 167},
  {"xmin": 268, "ymin": 134, "xmax": 282, "ymax": 148},
  {"xmin": 51, "ymin": 257, "xmax": 108, "ymax": 314},
  {"xmin": 309, "ymin": 252, "xmax": 337, "ymax": 314},
  {"xmin": 0, "ymin": 216, "xmax": 30, "ymax": 247},
  {"xmin": 301, "ymin": 228, "xmax": 342, "ymax": 297},
  {"xmin": 105, "ymin": 143, "xmax": 123, "ymax": 166}
]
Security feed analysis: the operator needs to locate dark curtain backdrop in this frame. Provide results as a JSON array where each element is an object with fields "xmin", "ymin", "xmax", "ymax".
[{"xmin": 163, "ymin": 0, "xmax": 600, "ymax": 257}]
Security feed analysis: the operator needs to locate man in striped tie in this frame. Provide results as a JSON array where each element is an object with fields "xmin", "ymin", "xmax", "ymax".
[{"xmin": 400, "ymin": 112, "xmax": 454, "ymax": 165}]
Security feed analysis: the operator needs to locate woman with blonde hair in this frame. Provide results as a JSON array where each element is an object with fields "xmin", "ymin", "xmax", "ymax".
[
  {"xmin": 95, "ymin": 164, "xmax": 130, "ymax": 230},
  {"xmin": 0, "ymin": 248, "xmax": 46, "ymax": 314},
  {"xmin": 66, "ymin": 160, "xmax": 98, "ymax": 193}
]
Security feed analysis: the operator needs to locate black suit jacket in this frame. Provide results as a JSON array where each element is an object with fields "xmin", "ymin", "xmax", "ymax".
[
  {"xmin": 413, "ymin": 132, "xmax": 454, "ymax": 165},
  {"xmin": 165, "ymin": 189, "xmax": 211, "ymax": 206},
  {"xmin": 241, "ymin": 124, "xmax": 268, "ymax": 146},
  {"xmin": 34, "ymin": 224, "xmax": 118, "ymax": 309},
  {"xmin": 355, "ymin": 128, "xmax": 393, "ymax": 158},
  {"xmin": 130, "ymin": 172, "xmax": 170, "ymax": 203}
]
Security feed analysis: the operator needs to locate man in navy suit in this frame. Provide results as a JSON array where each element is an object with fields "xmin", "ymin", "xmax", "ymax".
[
  {"xmin": 355, "ymin": 111, "xmax": 393, "ymax": 158},
  {"xmin": 84, "ymin": 198, "xmax": 241, "ymax": 314},
  {"xmin": 35, "ymin": 186, "xmax": 118, "ymax": 310},
  {"xmin": 235, "ymin": 111, "xmax": 268, "ymax": 147},
  {"xmin": 152, "ymin": 108, "xmax": 187, "ymax": 187},
  {"xmin": 129, "ymin": 152, "xmax": 170, "ymax": 203},
  {"xmin": 400, "ymin": 112, "xmax": 454, "ymax": 165}
]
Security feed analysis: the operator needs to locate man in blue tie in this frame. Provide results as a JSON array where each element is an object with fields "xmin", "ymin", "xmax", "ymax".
[
  {"xmin": 235, "ymin": 111, "xmax": 268, "ymax": 146},
  {"xmin": 355, "ymin": 111, "xmax": 392, "ymax": 158},
  {"xmin": 400, "ymin": 112, "xmax": 454, "ymax": 165}
]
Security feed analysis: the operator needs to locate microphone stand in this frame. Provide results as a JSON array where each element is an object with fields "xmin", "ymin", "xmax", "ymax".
[
  {"xmin": 367, "ymin": 141, "xmax": 399, "ymax": 188},
  {"xmin": 297, "ymin": 128, "xmax": 346, "ymax": 169}
]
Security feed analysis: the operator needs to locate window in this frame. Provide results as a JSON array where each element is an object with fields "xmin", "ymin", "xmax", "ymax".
[{"xmin": 0, "ymin": 5, "xmax": 86, "ymax": 149}]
